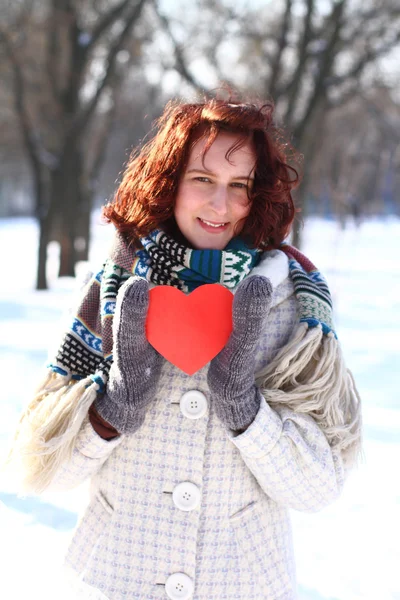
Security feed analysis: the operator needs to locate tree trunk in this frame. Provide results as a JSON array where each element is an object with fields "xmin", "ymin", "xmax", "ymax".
[
  {"xmin": 291, "ymin": 186, "xmax": 306, "ymax": 248},
  {"xmin": 36, "ymin": 215, "xmax": 51, "ymax": 290},
  {"xmin": 75, "ymin": 188, "xmax": 92, "ymax": 263},
  {"xmin": 33, "ymin": 167, "xmax": 52, "ymax": 290},
  {"xmin": 54, "ymin": 142, "xmax": 86, "ymax": 277},
  {"xmin": 58, "ymin": 229, "xmax": 76, "ymax": 277}
]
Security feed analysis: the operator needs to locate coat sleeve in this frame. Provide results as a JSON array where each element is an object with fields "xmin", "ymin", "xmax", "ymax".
[
  {"xmin": 44, "ymin": 264, "xmax": 125, "ymax": 491},
  {"xmin": 228, "ymin": 396, "xmax": 345, "ymax": 513},
  {"xmin": 44, "ymin": 415, "xmax": 124, "ymax": 492},
  {"xmin": 7, "ymin": 265, "xmax": 126, "ymax": 495}
]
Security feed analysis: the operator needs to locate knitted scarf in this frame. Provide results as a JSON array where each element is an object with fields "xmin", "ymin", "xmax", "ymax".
[
  {"xmin": 7, "ymin": 230, "xmax": 362, "ymax": 494},
  {"xmin": 129, "ymin": 229, "xmax": 262, "ymax": 292}
]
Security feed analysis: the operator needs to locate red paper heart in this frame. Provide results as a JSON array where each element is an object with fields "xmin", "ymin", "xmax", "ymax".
[{"xmin": 146, "ymin": 284, "xmax": 233, "ymax": 375}]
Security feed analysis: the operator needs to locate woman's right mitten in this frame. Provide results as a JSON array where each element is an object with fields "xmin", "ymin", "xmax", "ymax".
[{"xmin": 95, "ymin": 277, "xmax": 163, "ymax": 434}]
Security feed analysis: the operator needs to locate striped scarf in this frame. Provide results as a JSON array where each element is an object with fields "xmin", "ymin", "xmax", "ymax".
[
  {"xmin": 48, "ymin": 232, "xmax": 336, "ymax": 391},
  {"xmin": 113, "ymin": 229, "xmax": 262, "ymax": 293}
]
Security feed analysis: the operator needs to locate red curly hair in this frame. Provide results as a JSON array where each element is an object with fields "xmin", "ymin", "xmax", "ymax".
[{"xmin": 103, "ymin": 97, "xmax": 301, "ymax": 249}]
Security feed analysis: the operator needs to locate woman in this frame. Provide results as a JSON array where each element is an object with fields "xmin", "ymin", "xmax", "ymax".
[{"xmin": 8, "ymin": 98, "xmax": 362, "ymax": 600}]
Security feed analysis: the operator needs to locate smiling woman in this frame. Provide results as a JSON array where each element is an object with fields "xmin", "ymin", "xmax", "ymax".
[
  {"xmin": 7, "ymin": 95, "xmax": 362, "ymax": 600},
  {"xmin": 103, "ymin": 99, "xmax": 299, "ymax": 250}
]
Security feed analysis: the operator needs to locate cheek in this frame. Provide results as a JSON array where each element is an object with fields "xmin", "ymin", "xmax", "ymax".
[
  {"xmin": 233, "ymin": 200, "xmax": 252, "ymax": 221},
  {"xmin": 230, "ymin": 201, "xmax": 252, "ymax": 235},
  {"xmin": 174, "ymin": 185, "xmax": 202, "ymax": 220}
]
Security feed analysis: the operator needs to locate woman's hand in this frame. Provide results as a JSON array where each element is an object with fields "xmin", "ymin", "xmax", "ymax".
[
  {"xmin": 95, "ymin": 277, "xmax": 163, "ymax": 435},
  {"xmin": 207, "ymin": 275, "xmax": 273, "ymax": 432}
]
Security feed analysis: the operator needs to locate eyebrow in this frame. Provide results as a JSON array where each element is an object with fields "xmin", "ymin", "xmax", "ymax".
[{"xmin": 186, "ymin": 168, "xmax": 254, "ymax": 181}]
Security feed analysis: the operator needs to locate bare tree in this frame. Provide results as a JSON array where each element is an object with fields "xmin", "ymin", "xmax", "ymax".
[{"xmin": 1, "ymin": 0, "xmax": 149, "ymax": 289}]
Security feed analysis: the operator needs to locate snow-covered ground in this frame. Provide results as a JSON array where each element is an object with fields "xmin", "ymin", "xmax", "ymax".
[{"xmin": 0, "ymin": 214, "xmax": 399, "ymax": 600}]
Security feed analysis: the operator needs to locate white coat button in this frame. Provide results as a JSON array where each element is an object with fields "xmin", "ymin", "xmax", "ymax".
[
  {"xmin": 172, "ymin": 481, "xmax": 201, "ymax": 512},
  {"xmin": 180, "ymin": 390, "xmax": 208, "ymax": 419},
  {"xmin": 165, "ymin": 572, "xmax": 194, "ymax": 600}
]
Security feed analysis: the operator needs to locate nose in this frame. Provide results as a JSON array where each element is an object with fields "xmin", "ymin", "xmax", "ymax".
[{"xmin": 209, "ymin": 185, "xmax": 229, "ymax": 216}]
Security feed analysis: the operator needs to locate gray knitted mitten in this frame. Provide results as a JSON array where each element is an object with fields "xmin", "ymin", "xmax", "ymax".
[
  {"xmin": 95, "ymin": 277, "xmax": 163, "ymax": 434},
  {"xmin": 207, "ymin": 275, "xmax": 273, "ymax": 431}
]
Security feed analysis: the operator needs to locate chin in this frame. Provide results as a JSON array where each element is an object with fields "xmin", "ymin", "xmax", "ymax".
[
  {"xmin": 181, "ymin": 227, "xmax": 234, "ymax": 250},
  {"xmin": 196, "ymin": 238, "xmax": 230, "ymax": 251}
]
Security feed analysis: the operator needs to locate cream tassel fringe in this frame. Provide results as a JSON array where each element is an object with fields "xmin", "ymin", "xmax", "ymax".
[
  {"xmin": 3, "ymin": 370, "xmax": 99, "ymax": 495},
  {"xmin": 255, "ymin": 323, "xmax": 363, "ymax": 472}
]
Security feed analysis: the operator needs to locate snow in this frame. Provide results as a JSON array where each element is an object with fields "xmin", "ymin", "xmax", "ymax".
[{"xmin": 0, "ymin": 214, "xmax": 399, "ymax": 600}]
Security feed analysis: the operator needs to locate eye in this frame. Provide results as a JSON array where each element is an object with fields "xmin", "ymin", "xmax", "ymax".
[
  {"xmin": 231, "ymin": 182, "xmax": 248, "ymax": 190},
  {"xmin": 194, "ymin": 176, "xmax": 211, "ymax": 183}
]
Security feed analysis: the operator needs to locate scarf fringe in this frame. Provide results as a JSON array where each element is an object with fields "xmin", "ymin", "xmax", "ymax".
[
  {"xmin": 255, "ymin": 323, "xmax": 363, "ymax": 472},
  {"xmin": 3, "ymin": 370, "xmax": 99, "ymax": 495}
]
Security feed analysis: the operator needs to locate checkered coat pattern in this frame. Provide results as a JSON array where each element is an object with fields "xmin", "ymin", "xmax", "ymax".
[{"xmin": 49, "ymin": 251, "xmax": 345, "ymax": 600}]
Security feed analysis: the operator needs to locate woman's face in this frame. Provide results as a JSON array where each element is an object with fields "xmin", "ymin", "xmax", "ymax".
[{"xmin": 174, "ymin": 132, "xmax": 255, "ymax": 250}]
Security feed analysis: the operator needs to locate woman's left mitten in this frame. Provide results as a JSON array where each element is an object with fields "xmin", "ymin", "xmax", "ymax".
[{"xmin": 207, "ymin": 275, "xmax": 273, "ymax": 431}]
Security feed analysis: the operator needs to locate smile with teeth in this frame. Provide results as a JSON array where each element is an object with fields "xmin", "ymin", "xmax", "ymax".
[{"xmin": 199, "ymin": 218, "xmax": 228, "ymax": 228}]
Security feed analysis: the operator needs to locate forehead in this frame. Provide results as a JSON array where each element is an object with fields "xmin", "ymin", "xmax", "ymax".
[{"xmin": 187, "ymin": 131, "xmax": 255, "ymax": 171}]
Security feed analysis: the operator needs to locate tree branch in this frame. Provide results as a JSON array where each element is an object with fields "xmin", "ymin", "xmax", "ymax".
[
  {"xmin": 0, "ymin": 28, "xmax": 39, "ymax": 168},
  {"xmin": 88, "ymin": 84, "xmax": 119, "ymax": 188},
  {"xmin": 331, "ymin": 28, "xmax": 400, "ymax": 86},
  {"xmin": 0, "ymin": 26, "xmax": 57, "ymax": 218},
  {"xmin": 293, "ymin": 0, "xmax": 347, "ymax": 144},
  {"xmin": 340, "ymin": 6, "xmax": 400, "ymax": 49},
  {"xmin": 268, "ymin": 0, "xmax": 293, "ymax": 100},
  {"xmin": 284, "ymin": 0, "xmax": 315, "ymax": 126},
  {"xmin": 46, "ymin": 0, "xmax": 63, "ymax": 102},
  {"xmin": 240, "ymin": 30, "xmax": 276, "ymax": 64},
  {"xmin": 85, "ymin": 0, "xmax": 132, "ymax": 55},
  {"xmin": 151, "ymin": 0, "xmax": 207, "ymax": 94},
  {"xmin": 71, "ymin": 0, "xmax": 148, "ymax": 140}
]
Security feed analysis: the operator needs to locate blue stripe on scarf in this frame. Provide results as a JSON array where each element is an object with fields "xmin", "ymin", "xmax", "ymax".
[
  {"xmin": 72, "ymin": 318, "xmax": 103, "ymax": 354},
  {"xmin": 189, "ymin": 249, "xmax": 222, "ymax": 285},
  {"xmin": 178, "ymin": 267, "xmax": 213, "ymax": 285},
  {"xmin": 300, "ymin": 318, "xmax": 336, "ymax": 337}
]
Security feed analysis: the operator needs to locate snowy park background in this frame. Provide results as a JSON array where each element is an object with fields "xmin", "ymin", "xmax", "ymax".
[{"xmin": 0, "ymin": 214, "xmax": 399, "ymax": 600}]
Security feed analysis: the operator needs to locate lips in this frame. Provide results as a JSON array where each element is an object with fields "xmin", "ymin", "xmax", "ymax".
[{"xmin": 198, "ymin": 218, "xmax": 229, "ymax": 233}]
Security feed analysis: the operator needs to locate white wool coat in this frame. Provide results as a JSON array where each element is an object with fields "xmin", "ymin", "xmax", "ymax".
[{"xmin": 48, "ymin": 250, "xmax": 345, "ymax": 600}]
